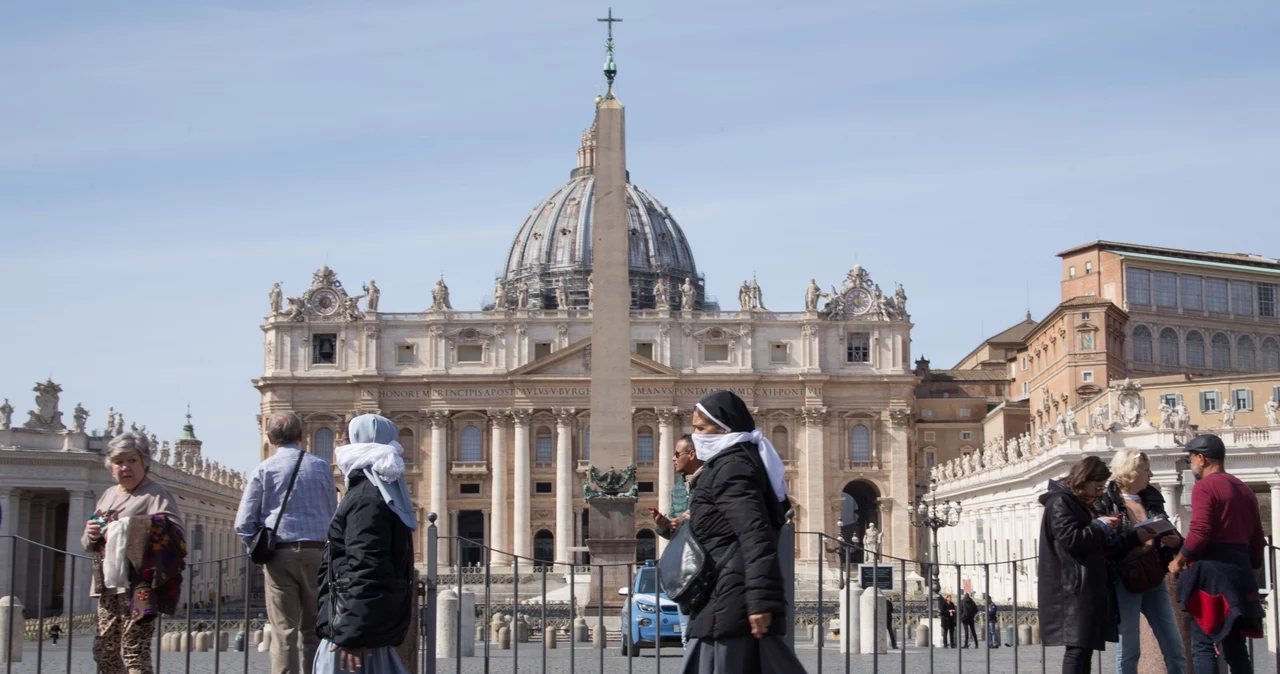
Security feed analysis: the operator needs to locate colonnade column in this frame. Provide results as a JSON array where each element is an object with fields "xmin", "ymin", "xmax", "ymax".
[
  {"xmin": 0, "ymin": 487, "xmax": 15, "ymax": 599},
  {"xmin": 1270, "ymin": 482, "xmax": 1280, "ymax": 554},
  {"xmin": 655, "ymin": 408, "xmax": 678, "ymax": 556},
  {"xmin": 799, "ymin": 407, "xmax": 828, "ymax": 564},
  {"xmin": 488, "ymin": 410, "xmax": 510, "ymax": 563},
  {"xmin": 64, "ymin": 490, "xmax": 93, "ymax": 614},
  {"xmin": 553, "ymin": 408, "xmax": 576, "ymax": 565},
  {"xmin": 428, "ymin": 411, "xmax": 450, "ymax": 566},
  {"xmin": 512, "ymin": 410, "xmax": 532, "ymax": 561}
]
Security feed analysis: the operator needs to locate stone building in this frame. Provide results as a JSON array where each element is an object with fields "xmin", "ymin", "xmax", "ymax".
[
  {"xmin": 0, "ymin": 382, "xmax": 247, "ymax": 616},
  {"xmin": 253, "ymin": 93, "xmax": 921, "ymax": 572}
]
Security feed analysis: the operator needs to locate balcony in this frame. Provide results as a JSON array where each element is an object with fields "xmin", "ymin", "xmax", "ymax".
[
  {"xmin": 576, "ymin": 460, "xmax": 591, "ymax": 474},
  {"xmin": 450, "ymin": 461, "xmax": 488, "ymax": 476}
]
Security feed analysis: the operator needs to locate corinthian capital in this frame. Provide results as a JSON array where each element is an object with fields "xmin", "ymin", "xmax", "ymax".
[
  {"xmin": 798, "ymin": 406, "xmax": 828, "ymax": 425},
  {"xmin": 486, "ymin": 409, "xmax": 512, "ymax": 427},
  {"xmin": 552, "ymin": 407, "xmax": 578, "ymax": 426},
  {"xmin": 655, "ymin": 407, "xmax": 681, "ymax": 426},
  {"xmin": 510, "ymin": 409, "xmax": 532, "ymax": 426},
  {"xmin": 426, "ymin": 410, "xmax": 451, "ymax": 429}
]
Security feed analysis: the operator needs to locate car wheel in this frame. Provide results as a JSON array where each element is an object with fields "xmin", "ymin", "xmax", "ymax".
[{"xmin": 621, "ymin": 632, "xmax": 630, "ymax": 656}]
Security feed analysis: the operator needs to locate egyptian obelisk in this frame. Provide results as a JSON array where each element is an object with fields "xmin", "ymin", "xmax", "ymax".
[{"xmin": 586, "ymin": 9, "xmax": 635, "ymax": 607}]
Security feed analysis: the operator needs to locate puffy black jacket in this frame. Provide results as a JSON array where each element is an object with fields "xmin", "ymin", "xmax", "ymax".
[
  {"xmin": 686, "ymin": 442, "xmax": 788, "ymax": 640},
  {"xmin": 317, "ymin": 473, "xmax": 415, "ymax": 649},
  {"xmin": 960, "ymin": 597, "xmax": 978, "ymax": 623},
  {"xmin": 1037, "ymin": 480, "xmax": 1137, "ymax": 650}
]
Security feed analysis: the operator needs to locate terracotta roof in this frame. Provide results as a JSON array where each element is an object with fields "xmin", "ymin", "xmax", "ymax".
[{"xmin": 929, "ymin": 370, "xmax": 1011, "ymax": 382}]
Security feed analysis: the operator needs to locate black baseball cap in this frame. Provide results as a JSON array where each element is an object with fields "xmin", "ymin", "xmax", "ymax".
[{"xmin": 1183, "ymin": 434, "xmax": 1226, "ymax": 462}]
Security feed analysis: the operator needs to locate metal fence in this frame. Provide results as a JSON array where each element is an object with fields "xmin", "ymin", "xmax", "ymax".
[{"xmin": 3, "ymin": 528, "xmax": 1277, "ymax": 674}]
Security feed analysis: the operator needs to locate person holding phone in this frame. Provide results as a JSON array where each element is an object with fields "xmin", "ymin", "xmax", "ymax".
[{"xmin": 649, "ymin": 434, "xmax": 700, "ymax": 647}]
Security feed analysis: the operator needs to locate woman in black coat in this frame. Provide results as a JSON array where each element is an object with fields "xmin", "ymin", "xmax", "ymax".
[
  {"xmin": 680, "ymin": 391, "xmax": 801, "ymax": 674},
  {"xmin": 316, "ymin": 415, "xmax": 417, "ymax": 674},
  {"xmin": 1038, "ymin": 456, "xmax": 1150, "ymax": 674}
]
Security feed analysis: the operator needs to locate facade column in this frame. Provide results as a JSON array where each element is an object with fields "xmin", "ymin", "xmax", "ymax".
[
  {"xmin": 799, "ymin": 407, "xmax": 828, "ymax": 564},
  {"xmin": 655, "ymin": 408, "xmax": 679, "ymax": 557},
  {"xmin": 64, "ymin": 490, "xmax": 94, "ymax": 615},
  {"xmin": 0, "ymin": 487, "xmax": 15, "ymax": 599},
  {"xmin": 428, "ymin": 412, "xmax": 451, "ymax": 565},
  {"xmin": 488, "ymin": 410, "xmax": 510, "ymax": 563},
  {"xmin": 553, "ymin": 408, "xmax": 576, "ymax": 565},
  {"xmin": 1160, "ymin": 483, "xmax": 1180, "ymax": 530},
  {"xmin": 886, "ymin": 409, "xmax": 912, "ymax": 560},
  {"xmin": 1270, "ymin": 483, "xmax": 1280, "ymax": 556},
  {"xmin": 14, "ymin": 494, "xmax": 33, "ymax": 608},
  {"xmin": 511, "ymin": 410, "xmax": 532, "ymax": 561}
]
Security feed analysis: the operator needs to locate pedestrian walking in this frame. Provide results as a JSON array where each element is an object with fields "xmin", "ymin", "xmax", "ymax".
[
  {"xmin": 49, "ymin": 624, "xmax": 62, "ymax": 645},
  {"xmin": 1039, "ymin": 456, "xmax": 1153, "ymax": 674},
  {"xmin": 82, "ymin": 431, "xmax": 187, "ymax": 674},
  {"xmin": 315, "ymin": 414, "xmax": 416, "ymax": 674},
  {"xmin": 960, "ymin": 592, "xmax": 979, "ymax": 648},
  {"xmin": 235, "ymin": 411, "xmax": 338, "ymax": 674},
  {"xmin": 1168, "ymin": 435, "xmax": 1266, "ymax": 674},
  {"xmin": 985, "ymin": 600, "xmax": 1000, "ymax": 649},
  {"xmin": 884, "ymin": 597, "xmax": 898, "ymax": 649},
  {"xmin": 651, "ymin": 434, "xmax": 701, "ymax": 647},
  {"xmin": 1093, "ymin": 448, "xmax": 1186, "ymax": 674},
  {"xmin": 678, "ymin": 390, "xmax": 803, "ymax": 674}
]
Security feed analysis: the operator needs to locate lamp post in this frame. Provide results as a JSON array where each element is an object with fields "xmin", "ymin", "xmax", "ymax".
[{"xmin": 909, "ymin": 478, "xmax": 961, "ymax": 594}]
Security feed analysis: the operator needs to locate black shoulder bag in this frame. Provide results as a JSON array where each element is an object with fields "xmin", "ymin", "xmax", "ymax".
[{"xmin": 249, "ymin": 450, "xmax": 308, "ymax": 564}]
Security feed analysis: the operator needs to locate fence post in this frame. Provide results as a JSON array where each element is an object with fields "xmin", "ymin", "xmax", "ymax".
[
  {"xmin": 779, "ymin": 510, "xmax": 795, "ymax": 651},
  {"xmin": 425, "ymin": 515, "xmax": 437, "ymax": 674}
]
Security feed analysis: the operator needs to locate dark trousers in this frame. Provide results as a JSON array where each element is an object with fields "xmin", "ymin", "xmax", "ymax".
[
  {"xmin": 942, "ymin": 625, "xmax": 956, "ymax": 647},
  {"xmin": 1191, "ymin": 619, "xmax": 1252, "ymax": 674},
  {"xmin": 1063, "ymin": 646, "xmax": 1094, "ymax": 674},
  {"xmin": 886, "ymin": 623, "xmax": 897, "ymax": 649},
  {"xmin": 962, "ymin": 621, "xmax": 978, "ymax": 647}
]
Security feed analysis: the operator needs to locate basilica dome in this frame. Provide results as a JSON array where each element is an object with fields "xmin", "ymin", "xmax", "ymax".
[{"xmin": 498, "ymin": 123, "xmax": 705, "ymax": 311}]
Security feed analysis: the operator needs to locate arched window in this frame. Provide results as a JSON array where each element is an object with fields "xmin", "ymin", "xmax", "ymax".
[
  {"xmin": 1212, "ymin": 333, "xmax": 1231, "ymax": 370},
  {"xmin": 1186, "ymin": 331, "xmax": 1205, "ymax": 368},
  {"xmin": 1131, "ymin": 326, "xmax": 1153, "ymax": 363},
  {"xmin": 535, "ymin": 427, "xmax": 553, "ymax": 465},
  {"xmin": 313, "ymin": 428, "xmax": 334, "ymax": 463},
  {"xmin": 533, "ymin": 530, "xmax": 554, "ymax": 567},
  {"xmin": 1262, "ymin": 338, "xmax": 1280, "ymax": 372},
  {"xmin": 636, "ymin": 426, "xmax": 654, "ymax": 463},
  {"xmin": 635, "ymin": 529, "xmax": 656, "ymax": 563},
  {"xmin": 398, "ymin": 428, "xmax": 414, "ymax": 464},
  {"xmin": 459, "ymin": 426, "xmax": 482, "ymax": 462},
  {"xmin": 771, "ymin": 426, "xmax": 789, "ymax": 460},
  {"xmin": 1237, "ymin": 335, "xmax": 1256, "ymax": 372},
  {"xmin": 1159, "ymin": 328, "xmax": 1179, "ymax": 366},
  {"xmin": 849, "ymin": 424, "xmax": 870, "ymax": 463}
]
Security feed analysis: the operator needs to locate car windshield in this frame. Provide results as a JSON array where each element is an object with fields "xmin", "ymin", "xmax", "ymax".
[{"xmin": 636, "ymin": 569, "xmax": 656, "ymax": 595}]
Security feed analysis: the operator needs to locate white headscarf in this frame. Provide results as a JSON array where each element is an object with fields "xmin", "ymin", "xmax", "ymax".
[{"xmin": 336, "ymin": 414, "xmax": 417, "ymax": 531}]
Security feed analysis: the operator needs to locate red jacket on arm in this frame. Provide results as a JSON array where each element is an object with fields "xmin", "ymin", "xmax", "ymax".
[{"xmin": 1181, "ymin": 471, "xmax": 1265, "ymax": 569}]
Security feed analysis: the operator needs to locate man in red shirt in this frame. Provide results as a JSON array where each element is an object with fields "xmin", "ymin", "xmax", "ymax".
[{"xmin": 1168, "ymin": 434, "xmax": 1265, "ymax": 674}]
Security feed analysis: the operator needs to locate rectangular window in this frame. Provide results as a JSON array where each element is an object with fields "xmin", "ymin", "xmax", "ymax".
[
  {"xmin": 1259, "ymin": 284, "xmax": 1278, "ymax": 318},
  {"xmin": 312, "ymin": 333, "xmax": 337, "ymax": 365},
  {"xmin": 634, "ymin": 342, "xmax": 654, "ymax": 360},
  {"xmin": 1152, "ymin": 271, "xmax": 1178, "ymax": 307},
  {"xmin": 1161, "ymin": 393, "xmax": 1182, "ymax": 409},
  {"xmin": 1081, "ymin": 312, "xmax": 1091, "ymax": 320},
  {"xmin": 1273, "ymin": 386, "xmax": 1280, "ymax": 407},
  {"xmin": 460, "ymin": 483, "xmax": 481, "ymax": 495},
  {"xmin": 1020, "ymin": 357, "xmax": 1028, "ymax": 371},
  {"xmin": 923, "ymin": 431, "xmax": 936, "ymax": 441},
  {"xmin": 1085, "ymin": 261, "xmax": 1093, "ymax": 274},
  {"xmin": 960, "ymin": 431, "xmax": 974, "ymax": 441},
  {"xmin": 771, "ymin": 343, "xmax": 788, "ymax": 364},
  {"xmin": 1233, "ymin": 388, "xmax": 1253, "ymax": 411},
  {"xmin": 457, "ymin": 344, "xmax": 484, "ymax": 362},
  {"xmin": 704, "ymin": 343, "xmax": 730, "ymax": 362},
  {"xmin": 534, "ymin": 342, "xmax": 553, "ymax": 360},
  {"xmin": 535, "ymin": 436, "xmax": 553, "ymax": 464},
  {"xmin": 925, "ymin": 452, "xmax": 936, "ymax": 468},
  {"xmin": 1180, "ymin": 275, "xmax": 1203, "ymax": 311},
  {"xmin": 535, "ymin": 482, "xmax": 553, "ymax": 494},
  {"xmin": 1082, "ymin": 371, "xmax": 1094, "ymax": 383},
  {"xmin": 846, "ymin": 333, "xmax": 870, "ymax": 363},
  {"xmin": 922, "ymin": 409, "xmax": 936, "ymax": 418},
  {"xmin": 959, "ymin": 408, "xmax": 971, "ymax": 418},
  {"xmin": 1021, "ymin": 382, "xmax": 1029, "ymax": 397},
  {"xmin": 1205, "ymin": 278, "xmax": 1229, "ymax": 313},
  {"xmin": 1069, "ymin": 266, "xmax": 1076, "ymax": 279},
  {"xmin": 1231, "ymin": 281, "xmax": 1254, "ymax": 315},
  {"xmin": 1126, "ymin": 268, "xmax": 1151, "ymax": 305},
  {"xmin": 638, "ymin": 482, "xmax": 655, "ymax": 493},
  {"xmin": 1200, "ymin": 390, "xmax": 1220, "ymax": 413},
  {"xmin": 397, "ymin": 344, "xmax": 415, "ymax": 365},
  {"xmin": 637, "ymin": 434, "xmax": 654, "ymax": 463}
]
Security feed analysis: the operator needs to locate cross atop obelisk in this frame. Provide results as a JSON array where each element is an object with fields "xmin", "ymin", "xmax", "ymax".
[{"xmin": 597, "ymin": 8, "xmax": 622, "ymax": 94}]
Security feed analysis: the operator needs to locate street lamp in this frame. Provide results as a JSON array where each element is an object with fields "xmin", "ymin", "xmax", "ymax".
[{"xmin": 909, "ymin": 478, "xmax": 961, "ymax": 593}]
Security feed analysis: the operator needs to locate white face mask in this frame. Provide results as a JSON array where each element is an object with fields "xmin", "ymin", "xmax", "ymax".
[{"xmin": 691, "ymin": 433, "xmax": 725, "ymax": 459}]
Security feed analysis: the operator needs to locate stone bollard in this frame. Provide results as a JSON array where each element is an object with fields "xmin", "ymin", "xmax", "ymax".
[
  {"xmin": 497, "ymin": 625, "xmax": 511, "ymax": 650},
  {"xmin": 544, "ymin": 626, "xmax": 557, "ymax": 649},
  {"xmin": 860, "ymin": 591, "xmax": 888, "ymax": 654},
  {"xmin": 515, "ymin": 615, "xmax": 530, "ymax": 643},
  {"xmin": 437, "ymin": 590, "xmax": 459, "ymax": 658},
  {"xmin": 490, "ymin": 613, "xmax": 505, "ymax": 644},
  {"xmin": 592, "ymin": 623, "xmax": 605, "ymax": 649},
  {"xmin": 260, "ymin": 624, "xmax": 274, "ymax": 652},
  {"xmin": 1030, "ymin": 624, "xmax": 1040, "ymax": 645},
  {"xmin": 915, "ymin": 622, "xmax": 930, "ymax": 648},
  {"xmin": 840, "ymin": 584, "xmax": 863, "ymax": 654},
  {"xmin": 0, "ymin": 596, "xmax": 24, "ymax": 663},
  {"xmin": 161, "ymin": 633, "xmax": 175, "ymax": 652},
  {"xmin": 573, "ymin": 616, "xmax": 589, "ymax": 643},
  {"xmin": 810, "ymin": 624, "xmax": 820, "ymax": 646},
  {"xmin": 475, "ymin": 621, "xmax": 485, "ymax": 643},
  {"xmin": 251, "ymin": 628, "xmax": 263, "ymax": 647},
  {"xmin": 1018, "ymin": 624, "xmax": 1032, "ymax": 645},
  {"xmin": 195, "ymin": 630, "xmax": 212, "ymax": 652}
]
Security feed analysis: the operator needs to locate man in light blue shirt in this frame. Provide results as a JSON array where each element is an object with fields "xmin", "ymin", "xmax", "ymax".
[{"xmin": 235, "ymin": 411, "xmax": 337, "ymax": 674}]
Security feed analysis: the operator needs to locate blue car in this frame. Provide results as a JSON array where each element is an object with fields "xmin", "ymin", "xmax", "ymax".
[{"xmin": 619, "ymin": 561, "xmax": 685, "ymax": 655}]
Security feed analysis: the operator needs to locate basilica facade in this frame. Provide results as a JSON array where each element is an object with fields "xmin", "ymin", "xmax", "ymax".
[{"xmin": 254, "ymin": 109, "xmax": 920, "ymax": 571}]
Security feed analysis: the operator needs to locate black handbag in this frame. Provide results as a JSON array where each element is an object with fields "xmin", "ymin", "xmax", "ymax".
[
  {"xmin": 658, "ymin": 522, "xmax": 735, "ymax": 614},
  {"xmin": 249, "ymin": 450, "xmax": 307, "ymax": 564}
]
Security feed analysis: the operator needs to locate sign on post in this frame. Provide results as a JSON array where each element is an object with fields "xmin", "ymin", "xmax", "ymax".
[{"xmin": 859, "ymin": 564, "xmax": 893, "ymax": 591}]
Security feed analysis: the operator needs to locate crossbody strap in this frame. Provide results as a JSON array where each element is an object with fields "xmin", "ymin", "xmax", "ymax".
[{"xmin": 271, "ymin": 450, "xmax": 308, "ymax": 532}]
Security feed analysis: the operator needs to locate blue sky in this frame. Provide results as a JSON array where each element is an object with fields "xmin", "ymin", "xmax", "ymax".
[{"xmin": 2, "ymin": 1, "xmax": 1278, "ymax": 473}]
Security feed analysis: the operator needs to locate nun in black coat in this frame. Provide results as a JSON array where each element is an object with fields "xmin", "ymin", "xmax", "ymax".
[{"xmin": 679, "ymin": 391, "xmax": 803, "ymax": 674}]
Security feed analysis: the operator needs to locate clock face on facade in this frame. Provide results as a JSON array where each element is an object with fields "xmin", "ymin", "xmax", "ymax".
[
  {"xmin": 849, "ymin": 288, "xmax": 873, "ymax": 314},
  {"xmin": 312, "ymin": 289, "xmax": 339, "ymax": 315}
]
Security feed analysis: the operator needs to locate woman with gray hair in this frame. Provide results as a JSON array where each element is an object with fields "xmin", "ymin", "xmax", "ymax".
[{"xmin": 82, "ymin": 431, "xmax": 186, "ymax": 674}]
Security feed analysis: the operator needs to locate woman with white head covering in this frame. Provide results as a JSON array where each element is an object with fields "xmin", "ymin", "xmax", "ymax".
[
  {"xmin": 680, "ymin": 391, "xmax": 802, "ymax": 674},
  {"xmin": 316, "ymin": 415, "xmax": 416, "ymax": 674}
]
